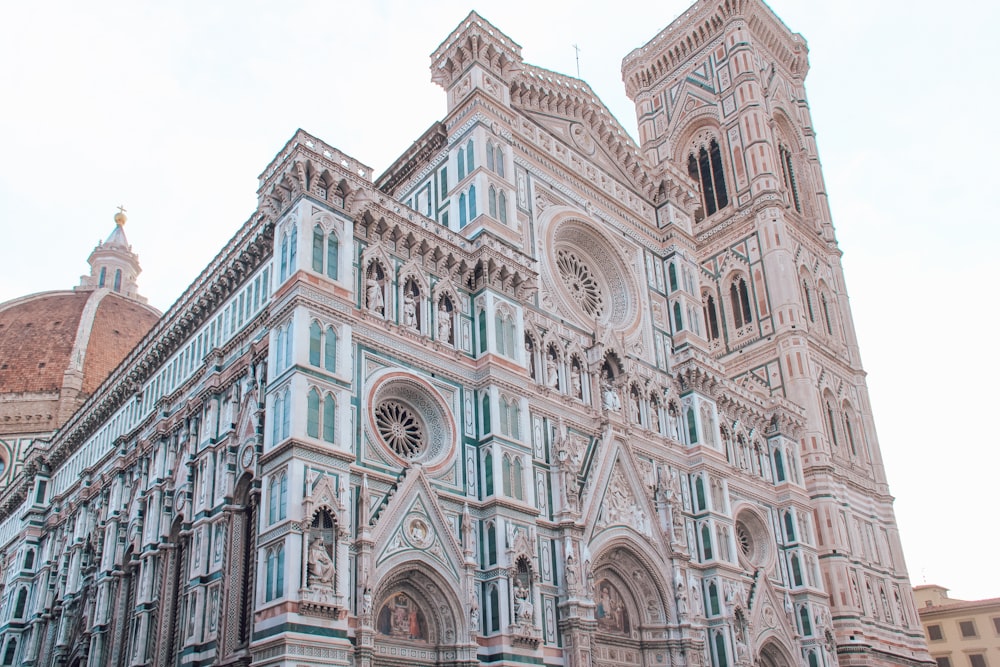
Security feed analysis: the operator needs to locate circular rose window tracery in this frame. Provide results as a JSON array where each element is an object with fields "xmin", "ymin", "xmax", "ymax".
[
  {"xmin": 368, "ymin": 374, "xmax": 455, "ymax": 470},
  {"xmin": 734, "ymin": 509, "xmax": 774, "ymax": 571},
  {"xmin": 375, "ymin": 400, "xmax": 426, "ymax": 458},
  {"xmin": 545, "ymin": 217, "xmax": 638, "ymax": 331},
  {"xmin": 556, "ymin": 248, "xmax": 605, "ymax": 318}
]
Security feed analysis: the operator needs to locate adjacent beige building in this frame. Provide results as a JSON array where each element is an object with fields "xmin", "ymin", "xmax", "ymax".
[{"xmin": 916, "ymin": 586, "xmax": 1000, "ymax": 667}]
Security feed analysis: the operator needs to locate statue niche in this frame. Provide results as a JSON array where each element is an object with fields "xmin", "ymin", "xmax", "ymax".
[
  {"xmin": 307, "ymin": 510, "xmax": 337, "ymax": 590},
  {"xmin": 300, "ymin": 471, "xmax": 347, "ymax": 616}
]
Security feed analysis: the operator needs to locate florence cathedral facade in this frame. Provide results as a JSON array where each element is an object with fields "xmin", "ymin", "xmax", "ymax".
[{"xmin": 0, "ymin": 2, "xmax": 933, "ymax": 667}]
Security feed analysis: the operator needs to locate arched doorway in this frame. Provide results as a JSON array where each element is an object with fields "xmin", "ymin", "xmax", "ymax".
[
  {"xmin": 370, "ymin": 566, "xmax": 470, "ymax": 667},
  {"xmin": 590, "ymin": 545, "xmax": 670, "ymax": 667},
  {"xmin": 758, "ymin": 639, "xmax": 795, "ymax": 667}
]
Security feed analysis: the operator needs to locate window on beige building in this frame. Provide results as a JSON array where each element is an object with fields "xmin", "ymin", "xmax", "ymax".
[
  {"xmin": 968, "ymin": 654, "xmax": 987, "ymax": 667},
  {"xmin": 935, "ymin": 657, "xmax": 951, "ymax": 667},
  {"xmin": 928, "ymin": 624, "xmax": 944, "ymax": 641},
  {"xmin": 992, "ymin": 617, "xmax": 1000, "ymax": 634},
  {"xmin": 959, "ymin": 620, "xmax": 978, "ymax": 638}
]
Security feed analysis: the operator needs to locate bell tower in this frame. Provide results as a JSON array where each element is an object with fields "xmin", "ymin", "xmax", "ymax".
[{"xmin": 623, "ymin": 2, "xmax": 931, "ymax": 666}]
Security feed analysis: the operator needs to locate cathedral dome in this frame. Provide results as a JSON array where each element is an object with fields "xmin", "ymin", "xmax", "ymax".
[
  {"xmin": 0, "ymin": 290, "xmax": 160, "ymax": 401},
  {"xmin": 0, "ymin": 211, "xmax": 161, "ymax": 478}
]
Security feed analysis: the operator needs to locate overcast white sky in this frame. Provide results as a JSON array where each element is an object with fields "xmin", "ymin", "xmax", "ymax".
[{"xmin": 1, "ymin": 1, "xmax": 996, "ymax": 600}]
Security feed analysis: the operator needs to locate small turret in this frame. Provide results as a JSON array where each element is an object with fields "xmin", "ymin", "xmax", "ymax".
[{"xmin": 77, "ymin": 206, "xmax": 148, "ymax": 303}]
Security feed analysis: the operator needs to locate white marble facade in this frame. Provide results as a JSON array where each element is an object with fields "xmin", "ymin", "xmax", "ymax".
[{"xmin": 0, "ymin": 3, "xmax": 931, "ymax": 667}]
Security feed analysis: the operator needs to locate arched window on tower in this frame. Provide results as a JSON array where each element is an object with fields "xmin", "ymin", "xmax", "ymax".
[
  {"xmin": 687, "ymin": 137, "xmax": 729, "ymax": 221},
  {"xmin": 825, "ymin": 400, "xmax": 840, "ymax": 450},
  {"xmin": 466, "ymin": 139, "xmax": 475, "ymax": 173},
  {"xmin": 486, "ymin": 141, "xmax": 495, "ymax": 171},
  {"xmin": 802, "ymin": 278, "xmax": 815, "ymax": 323},
  {"xmin": 114, "ymin": 269, "xmax": 122, "ymax": 292},
  {"xmin": 311, "ymin": 224, "xmax": 339, "ymax": 280},
  {"xmin": 99, "ymin": 266, "xmax": 107, "ymax": 287},
  {"xmin": 498, "ymin": 191, "xmax": 508, "ymax": 224},
  {"xmin": 729, "ymin": 276, "xmax": 753, "ymax": 329},
  {"xmin": 489, "ymin": 185, "xmax": 497, "ymax": 218},
  {"xmin": 703, "ymin": 291, "xmax": 721, "ymax": 342},
  {"xmin": 779, "ymin": 144, "xmax": 802, "ymax": 213},
  {"xmin": 457, "ymin": 147, "xmax": 466, "ymax": 181}
]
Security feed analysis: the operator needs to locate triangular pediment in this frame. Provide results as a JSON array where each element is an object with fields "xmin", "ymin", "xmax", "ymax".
[
  {"xmin": 581, "ymin": 435, "xmax": 672, "ymax": 557},
  {"xmin": 510, "ymin": 64, "xmax": 655, "ymax": 198},
  {"xmin": 747, "ymin": 574, "xmax": 799, "ymax": 653},
  {"xmin": 371, "ymin": 466, "xmax": 463, "ymax": 581}
]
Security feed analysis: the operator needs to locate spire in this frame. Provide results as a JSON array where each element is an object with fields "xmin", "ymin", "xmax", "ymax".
[
  {"xmin": 77, "ymin": 206, "xmax": 148, "ymax": 303},
  {"xmin": 431, "ymin": 12, "xmax": 523, "ymax": 111}
]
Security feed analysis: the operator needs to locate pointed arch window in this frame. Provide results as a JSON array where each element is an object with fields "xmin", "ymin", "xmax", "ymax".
[
  {"xmin": 495, "ymin": 148, "xmax": 505, "ymax": 178},
  {"xmin": 821, "ymin": 293, "xmax": 834, "ymax": 336},
  {"xmin": 780, "ymin": 144, "xmax": 802, "ymax": 213},
  {"xmin": 311, "ymin": 225, "xmax": 339, "ymax": 279},
  {"xmin": 468, "ymin": 184, "xmax": 477, "ymax": 220},
  {"xmin": 489, "ymin": 185, "xmax": 497, "ymax": 218},
  {"xmin": 483, "ymin": 448, "xmax": 494, "ymax": 496},
  {"xmin": 826, "ymin": 401, "xmax": 839, "ymax": 449},
  {"xmin": 268, "ymin": 472, "xmax": 287, "ymax": 523},
  {"xmin": 802, "ymin": 278, "xmax": 815, "ymax": 322},
  {"xmin": 114, "ymin": 268, "xmax": 122, "ymax": 292},
  {"xmin": 673, "ymin": 302, "xmax": 684, "ymax": 332},
  {"xmin": 307, "ymin": 388, "xmax": 321, "ymax": 438},
  {"xmin": 703, "ymin": 293, "xmax": 721, "ymax": 341},
  {"xmin": 790, "ymin": 552, "xmax": 804, "ymax": 587},
  {"xmin": 466, "ymin": 139, "xmax": 475, "ymax": 173},
  {"xmin": 498, "ymin": 191, "xmax": 508, "ymax": 224},
  {"xmin": 487, "ymin": 141, "xmax": 495, "ymax": 171},
  {"xmin": 2, "ymin": 638, "xmax": 17, "ymax": 666},
  {"xmin": 459, "ymin": 193, "xmax": 468, "ymax": 228},
  {"xmin": 730, "ymin": 276, "xmax": 753, "ymax": 328},
  {"xmin": 457, "ymin": 147, "xmax": 466, "ymax": 181},
  {"xmin": 687, "ymin": 138, "xmax": 729, "ymax": 220},
  {"xmin": 306, "ymin": 387, "xmax": 336, "ymax": 443},
  {"xmin": 265, "ymin": 544, "xmax": 285, "ymax": 601},
  {"xmin": 99, "ymin": 266, "xmax": 107, "ymax": 287},
  {"xmin": 486, "ymin": 521, "xmax": 497, "ymax": 565},
  {"xmin": 13, "ymin": 587, "xmax": 27, "ymax": 619},
  {"xmin": 512, "ymin": 456, "xmax": 523, "ymax": 500}
]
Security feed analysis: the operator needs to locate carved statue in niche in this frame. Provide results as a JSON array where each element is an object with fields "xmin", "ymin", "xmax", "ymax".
[
  {"xmin": 308, "ymin": 535, "xmax": 335, "ymax": 587},
  {"xmin": 570, "ymin": 360, "xmax": 583, "ymax": 399},
  {"xmin": 667, "ymin": 403, "xmax": 680, "ymax": 440},
  {"xmin": 307, "ymin": 510, "xmax": 337, "ymax": 590},
  {"xmin": 525, "ymin": 336, "xmax": 536, "ymax": 380},
  {"xmin": 514, "ymin": 581, "xmax": 534, "ymax": 624},
  {"xmin": 365, "ymin": 263, "xmax": 385, "ymax": 314},
  {"xmin": 437, "ymin": 299, "xmax": 453, "ymax": 343},
  {"xmin": 602, "ymin": 376, "xmax": 621, "ymax": 412},
  {"xmin": 512, "ymin": 557, "xmax": 534, "ymax": 626},
  {"xmin": 595, "ymin": 579, "xmax": 630, "ymax": 634},
  {"xmin": 469, "ymin": 591, "xmax": 480, "ymax": 632},
  {"xmin": 545, "ymin": 348, "xmax": 559, "ymax": 389},
  {"xmin": 403, "ymin": 288, "xmax": 418, "ymax": 330}
]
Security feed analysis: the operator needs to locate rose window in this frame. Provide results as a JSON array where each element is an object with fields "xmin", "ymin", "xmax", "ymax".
[
  {"xmin": 736, "ymin": 522, "xmax": 753, "ymax": 558},
  {"xmin": 375, "ymin": 400, "xmax": 426, "ymax": 458},
  {"xmin": 556, "ymin": 248, "xmax": 605, "ymax": 318},
  {"xmin": 734, "ymin": 510, "xmax": 773, "ymax": 570}
]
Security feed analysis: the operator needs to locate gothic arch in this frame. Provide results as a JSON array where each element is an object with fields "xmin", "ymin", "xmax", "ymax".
[
  {"xmin": 371, "ymin": 563, "xmax": 466, "ymax": 651},
  {"xmin": 758, "ymin": 638, "xmax": 797, "ymax": 667},
  {"xmin": 588, "ymin": 540, "xmax": 674, "ymax": 635}
]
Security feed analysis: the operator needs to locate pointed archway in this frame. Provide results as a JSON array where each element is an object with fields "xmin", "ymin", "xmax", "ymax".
[
  {"xmin": 368, "ymin": 564, "xmax": 476, "ymax": 667},
  {"xmin": 588, "ymin": 542, "xmax": 672, "ymax": 667}
]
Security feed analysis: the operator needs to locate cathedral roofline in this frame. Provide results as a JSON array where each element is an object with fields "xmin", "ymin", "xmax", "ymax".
[{"xmin": 621, "ymin": 0, "xmax": 809, "ymax": 98}]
